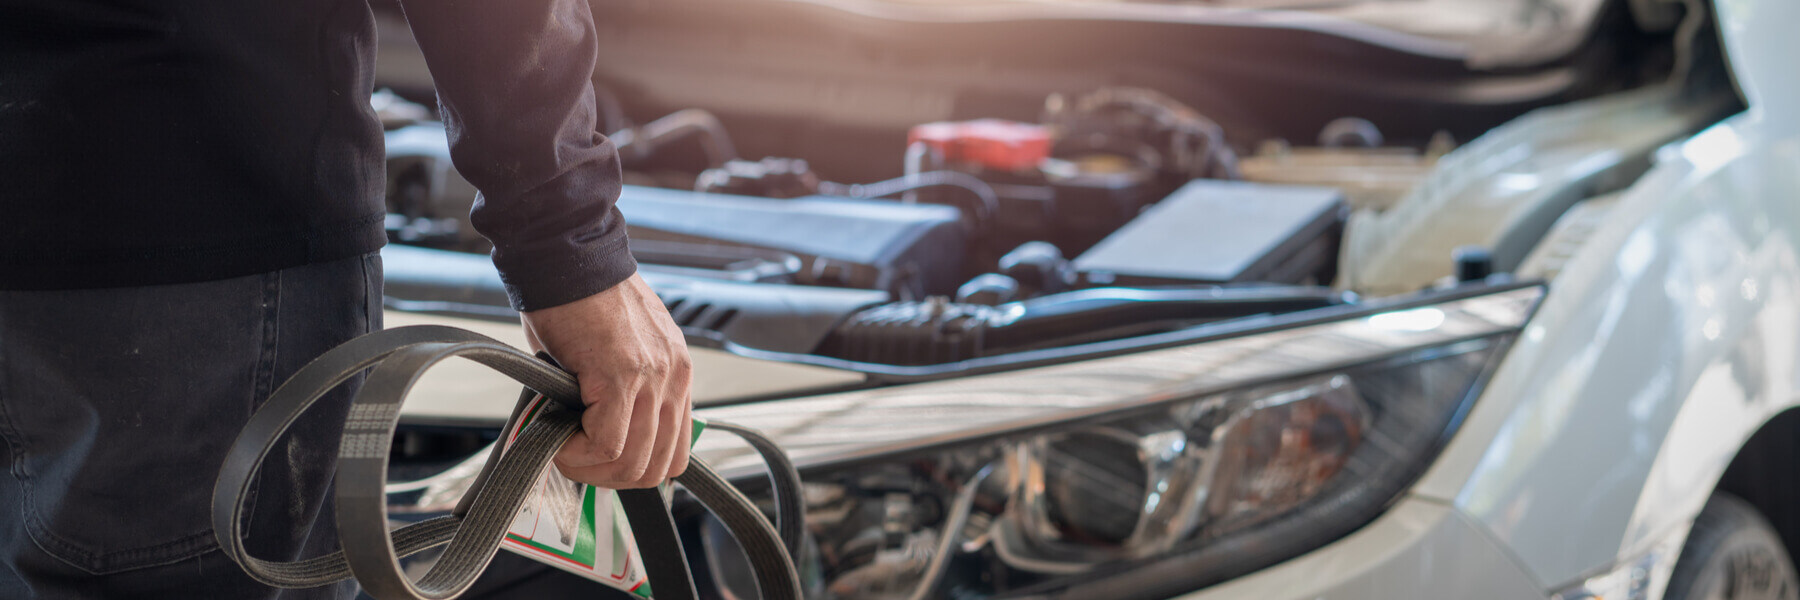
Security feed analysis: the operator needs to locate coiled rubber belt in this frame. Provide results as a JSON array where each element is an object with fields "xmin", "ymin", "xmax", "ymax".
[{"xmin": 211, "ymin": 325, "xmax": 804, "ymax": 600}]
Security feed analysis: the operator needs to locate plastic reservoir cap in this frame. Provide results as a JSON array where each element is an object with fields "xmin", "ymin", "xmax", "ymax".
[
  {"xmin": 908, "ymin": 119, "xmax": 1052, "ymax": 172},
  {"xmin": 1453, "ymin": 245, "xmax": 1494, "ymax": 282}
]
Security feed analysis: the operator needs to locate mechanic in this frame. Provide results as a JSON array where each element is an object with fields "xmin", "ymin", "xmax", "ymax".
[{"xmin": 0, "ymin": 1, "xmax": 690, "ymax": 597}]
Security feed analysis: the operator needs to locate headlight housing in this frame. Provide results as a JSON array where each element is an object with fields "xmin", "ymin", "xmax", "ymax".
[{"xmin": 690, "ymin": 285, "xmax": 1537, "ymax": 599}]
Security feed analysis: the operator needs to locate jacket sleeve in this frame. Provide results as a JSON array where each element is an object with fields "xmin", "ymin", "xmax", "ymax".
[{"xmin": 395, "ymin": 0, "xmax": 635, "ymax": 312}]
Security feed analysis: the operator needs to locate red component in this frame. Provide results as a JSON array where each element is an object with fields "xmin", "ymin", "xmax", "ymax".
[{"xmin": 907, "ymin": 119, "xmax": 1051, "ymax": 173}]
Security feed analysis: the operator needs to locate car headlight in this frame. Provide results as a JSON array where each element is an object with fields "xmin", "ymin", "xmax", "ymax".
[
  {"xmin": 383, "ymin": 285, "xmax": 1538, "ymax": 598},
  {"xmin": 688, "ymin": 285, "xmax": 1539, "ymax": 599}
]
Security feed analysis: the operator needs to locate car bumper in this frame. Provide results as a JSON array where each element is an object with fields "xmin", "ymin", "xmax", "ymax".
[{"xmin": 1177, "ymin": 498, "xmax": 1546, "ymax": 600}]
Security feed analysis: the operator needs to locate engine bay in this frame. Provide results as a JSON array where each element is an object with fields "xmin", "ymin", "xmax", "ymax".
[
  {"xmin": 370, "ymin": 0, "xmax": 1733, "ymax": 374},
  {"xmin": 377, "ymin": 84, "xmax": 1418, "ymax": 367},
  {"xmin": 380, "ymin": 52, "xmax": 1736, "ymax": 372}
]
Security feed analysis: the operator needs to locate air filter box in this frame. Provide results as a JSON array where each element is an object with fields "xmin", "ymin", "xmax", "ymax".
[{"xmin": 1073, "ymin": 180, "xmax": 1346, "ymax": 286}]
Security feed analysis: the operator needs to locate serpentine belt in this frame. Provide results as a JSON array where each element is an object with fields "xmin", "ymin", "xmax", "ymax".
[{"xmin": 211, "ymin": 325, "xmax": 804, "ymax": 600}]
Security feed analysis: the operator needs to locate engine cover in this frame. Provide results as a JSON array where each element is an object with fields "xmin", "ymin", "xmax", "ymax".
[
  {"xmin": 617, "ymin": 186, "xmax": 967, "ymax": 299},
  {"xmin": 381, "ymin": 244, "xmax": 889, "ymax": 355}
]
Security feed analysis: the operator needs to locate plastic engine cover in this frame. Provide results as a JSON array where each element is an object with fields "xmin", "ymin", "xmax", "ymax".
[
  {"xmin": 617, "ymin": 186, "xmax": 967, "ymax": 299},
  {"xmin": 381, "ymin": 244, "xmax": 889, "ymax": 355}
]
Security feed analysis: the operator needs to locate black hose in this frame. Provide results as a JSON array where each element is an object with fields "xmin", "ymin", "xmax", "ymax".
[
  {"xmin": 819, "ymin": 171, "xmax": 1000, "ymax": 229},
  {"xmin": 613, "ymin": 109, "xmax": 739, "ymax": 168},
  {"xmin": 820, "ymin": 286, "xmax": 1352, "ymax": 365}
]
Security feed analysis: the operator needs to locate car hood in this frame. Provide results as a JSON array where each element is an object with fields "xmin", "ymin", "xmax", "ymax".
[{"xmin": 764, "ymin": 0, "xmax": 1615, "ymax": 68}]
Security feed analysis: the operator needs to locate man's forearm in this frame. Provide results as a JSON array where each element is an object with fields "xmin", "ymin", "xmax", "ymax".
[{"xmin": 396, "ymin": 0, "xmax": 634, "ymax": 311}]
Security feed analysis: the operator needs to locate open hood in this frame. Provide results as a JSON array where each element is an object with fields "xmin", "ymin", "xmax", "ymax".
[{"xmin": 761, "ymin": 0, "xmax": 1622, "ymax": 69}]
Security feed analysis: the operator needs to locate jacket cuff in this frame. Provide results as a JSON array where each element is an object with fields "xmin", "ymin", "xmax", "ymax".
[{"xmin": 491, "ymin": 213, "xmax": 638, "ymax": 312}]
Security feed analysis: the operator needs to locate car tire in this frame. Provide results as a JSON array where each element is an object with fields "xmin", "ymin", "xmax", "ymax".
[{"xmin": 1665, "ymin": 492, "xmax": 1799, "ymax": 600}]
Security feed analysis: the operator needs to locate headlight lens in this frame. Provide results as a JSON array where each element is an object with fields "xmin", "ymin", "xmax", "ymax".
[
  {"xmin": 690, "ymin": 286, "xmax": 1536, "ymax": 599},
  {"xmin": 1006, "ymin": 373, "xmax": 1373, "ymax": 567}
]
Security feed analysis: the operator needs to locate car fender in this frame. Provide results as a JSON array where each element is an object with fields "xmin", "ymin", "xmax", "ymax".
[{"xmin": 1409, "ymin": 0, "xmax": 1800, "ymax": 583}]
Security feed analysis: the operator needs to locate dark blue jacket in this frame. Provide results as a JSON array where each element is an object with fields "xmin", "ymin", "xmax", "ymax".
[{"xmin": 0, "ymin": 0, "xmax": 634, "ymax": 311}]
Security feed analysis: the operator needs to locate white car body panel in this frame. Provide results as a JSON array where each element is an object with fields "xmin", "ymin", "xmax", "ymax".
[
  {"xmin": 1411, "ymin": 111, "xmax": 1799, "ymax": 587},
  {"xmin": 1171, "ymin": 0, "xmax": 1800, "ymax": 594},
  {"xmin": 1180, "ymin": 499, "xmax": 1544, "ymax": 600},
  {"xmin": 1409, "ymin": 0, "xmax": 1800, "ymax": 590},
  {"xmin": 1337, "ymin": 83, "xmax": 1718, "ymax": 297}
]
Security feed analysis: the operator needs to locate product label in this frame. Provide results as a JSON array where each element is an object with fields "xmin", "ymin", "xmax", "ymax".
[{"xmin": 496, "ymin": 394, "xmax": 702, "ymax": 598}]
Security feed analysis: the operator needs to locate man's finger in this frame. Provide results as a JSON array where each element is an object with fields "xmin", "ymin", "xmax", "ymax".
[
  {"xmin": 555, "ymin": 377, "xmax": 634, "ymax": 467},
  {"xmin": 665, "ymin": 400, "xmax": 693, "ymax": 480},
  {"xmin": 560, "ymin": 385, "xmax": 662, "ymax": 487},
  {"xmin": 636, "ymin": 390, "xmax": 685, "ymax": 487},
  {"xmin": 662, "ymin": 362, "xmax": 693, "ymax": 480},
  {"xmin": 611, "ymin": 385, "xmax": 664, "ymax": 485}
]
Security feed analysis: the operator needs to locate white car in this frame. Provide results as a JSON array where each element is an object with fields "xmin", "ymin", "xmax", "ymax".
[{"xmin": 373, "ymin": 0, "xmax": 1800, "ymax": 598}]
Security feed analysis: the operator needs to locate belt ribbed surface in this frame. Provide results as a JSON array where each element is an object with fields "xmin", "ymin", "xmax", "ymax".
[{"xmin": 211, "ymin": 325, "xmax": 802, "ymax": 600}]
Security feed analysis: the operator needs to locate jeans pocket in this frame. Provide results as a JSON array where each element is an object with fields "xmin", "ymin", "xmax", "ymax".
[{"xmin": 0, "ymin": 271, "xmax": 276, "ymax": 574}]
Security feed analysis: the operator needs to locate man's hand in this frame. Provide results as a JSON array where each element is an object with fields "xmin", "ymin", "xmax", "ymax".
[{"xmin": 521, "ymin": 273, "xmax": 692, "ymax": 489}]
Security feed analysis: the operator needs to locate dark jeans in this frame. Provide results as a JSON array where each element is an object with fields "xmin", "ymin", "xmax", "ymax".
[{"xmin": 0, "ymin": 254, "xmax": 381, "ymax": 599}]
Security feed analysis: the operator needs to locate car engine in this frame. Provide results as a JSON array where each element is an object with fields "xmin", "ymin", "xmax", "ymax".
[{"xmin": 379, "ymin": 86, "xmax": 1376, "ymax": 369}]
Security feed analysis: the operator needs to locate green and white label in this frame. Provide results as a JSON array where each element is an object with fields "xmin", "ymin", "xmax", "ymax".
[{"xmin": 496, "ymin": 394, "xmax": 703, "ymax": 598}]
